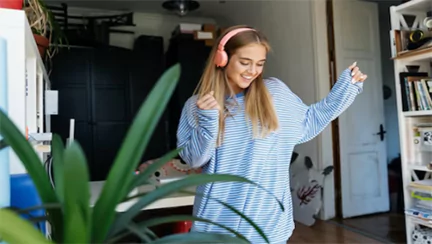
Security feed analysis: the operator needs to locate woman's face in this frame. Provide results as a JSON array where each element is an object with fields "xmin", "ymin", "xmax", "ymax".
[{"xmin": 225, "ymin": 43, "xmax": 267, "ymax": 94}]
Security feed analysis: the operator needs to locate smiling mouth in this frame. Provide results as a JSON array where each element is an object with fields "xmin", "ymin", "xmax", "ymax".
[{"xmin": 241, "ymin": 75, "xmax": 254, "ymax": 81}]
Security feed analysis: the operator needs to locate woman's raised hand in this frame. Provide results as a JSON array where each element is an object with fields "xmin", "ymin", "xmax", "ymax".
[
  {"xmin": 197, "ymin": 91, "xmax": 220, "ymax": 110},
  {"xmin": 349, "ymin": 62, "xmax": 368, "ymax": 84}
]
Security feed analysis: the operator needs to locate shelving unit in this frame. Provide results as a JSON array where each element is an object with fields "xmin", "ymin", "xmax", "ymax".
[
  {"xmin": 0, "ymin": 8, "xmax": 54, "ymax": 174},
  {"xmin": 390, "ymin": 0, "xmax": 432, "ymax": 243}
]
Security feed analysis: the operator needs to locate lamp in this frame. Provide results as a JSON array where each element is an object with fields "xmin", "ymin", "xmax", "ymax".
[{"xmin": 162, "ymin": 0, "xmax": 200, "ymax": 17}]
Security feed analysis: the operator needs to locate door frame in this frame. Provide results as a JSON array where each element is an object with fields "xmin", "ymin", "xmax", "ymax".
[{"xmin": 310, "ymin": 0, "xmax": 341, "ymax": 220}]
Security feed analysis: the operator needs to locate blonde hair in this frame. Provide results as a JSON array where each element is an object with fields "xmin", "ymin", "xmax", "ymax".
[{"xmin": 194, "ymin": 25, "xmax": 279, "ymax": 146}]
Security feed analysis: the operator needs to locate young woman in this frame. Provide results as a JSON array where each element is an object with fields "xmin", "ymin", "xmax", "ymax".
[{"xmin": 176, "ymin": 25, "xmax": 367, "ymax": 244}]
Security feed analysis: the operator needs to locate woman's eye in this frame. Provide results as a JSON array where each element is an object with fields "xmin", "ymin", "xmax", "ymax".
[{"xmin": 240, "ymin": 62, "xmax": 249, "ymax": 66}]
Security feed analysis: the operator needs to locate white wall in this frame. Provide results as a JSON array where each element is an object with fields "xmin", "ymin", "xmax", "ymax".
[{"xmin": 212, "ymin": 0, "xmax": 335, "ymax": 219}]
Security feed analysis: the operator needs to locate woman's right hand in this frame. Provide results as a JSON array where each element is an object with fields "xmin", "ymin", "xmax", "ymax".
[{"xmin": 197, "ymin": 91, "xmax": 220, "ymax": 110}]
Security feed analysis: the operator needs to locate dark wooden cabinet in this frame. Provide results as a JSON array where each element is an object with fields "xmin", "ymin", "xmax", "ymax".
[
  {"xmin": 50, "ymin": 41, "xmax": 167, "ymax": 181},
  {"xmin": 165, "ymin": 34, "xmax": 212, "ymax": 152}
]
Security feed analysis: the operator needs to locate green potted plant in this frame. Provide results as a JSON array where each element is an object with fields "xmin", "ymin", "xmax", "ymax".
[
  {"xmin": 24, "ymin": 0, "xmax": 67, "ymax": 61},
  {"xmin": 0, "ymin": 64, "xmax": 281, "ymax": 243}
]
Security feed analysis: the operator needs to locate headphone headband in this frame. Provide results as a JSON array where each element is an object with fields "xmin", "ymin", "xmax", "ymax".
[{"xmin": 218, "ymin": 27, "xmax": 256, "ymax": 51}]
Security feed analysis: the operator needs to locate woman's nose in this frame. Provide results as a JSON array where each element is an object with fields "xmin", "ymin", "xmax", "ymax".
[{"xmin": 247, "ymin": 65, "xmax": 256, "ymax": 74}]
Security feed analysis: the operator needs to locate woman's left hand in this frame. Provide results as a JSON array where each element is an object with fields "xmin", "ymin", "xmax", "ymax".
[{"xmin": 348, "ymin": 62, "xmax": 368, "ymax": 84}]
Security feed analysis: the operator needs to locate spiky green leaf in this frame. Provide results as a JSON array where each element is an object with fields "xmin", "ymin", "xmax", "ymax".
[
  {"xmin": 0, "ymin": 208, "xmax": 53, "ymax": 244},
  {"xmin": 91, "ymin": 64, "xmax": 181, "ymax": 242},
  {"xmin": 63, "ymin": 142, "xmax": 90, "ymax": 243}
]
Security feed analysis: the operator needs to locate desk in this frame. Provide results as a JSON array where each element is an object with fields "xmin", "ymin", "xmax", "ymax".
[{"xmin": 89, "ymin": 181, "xmax": 195, "ymax": 212}]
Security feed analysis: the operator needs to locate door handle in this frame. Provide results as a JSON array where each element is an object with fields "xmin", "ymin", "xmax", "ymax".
[{"xmin": 375, "ymin": 124, "xmax": 386, "ymax": 141}]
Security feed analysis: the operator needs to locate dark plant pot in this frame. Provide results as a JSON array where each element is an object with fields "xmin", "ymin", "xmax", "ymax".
[
  {"xmin": 33, "ymin": 34, "xmax": 49, "ymax": 57},
  {"xmin": 0, "ymin": 0, "xmax": 22, "ymax": 10}
]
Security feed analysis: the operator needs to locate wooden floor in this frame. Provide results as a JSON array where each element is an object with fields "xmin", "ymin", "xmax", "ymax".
[
  {"xmin": 289, "ymin": 220, "xmax": 383, "ymax": 243},
  {"xmin": 332, "ymin": 213, "xmax": 406, "ymax": 243}
]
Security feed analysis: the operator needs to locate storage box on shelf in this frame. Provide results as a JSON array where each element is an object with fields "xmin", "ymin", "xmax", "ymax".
[
  {"xmin": 390, "ymin": 0, "xmax": 432, "ymax": 243},
  {"xmin": 404, "ymin": 119, "xmax": 432, "ymax": 166}
]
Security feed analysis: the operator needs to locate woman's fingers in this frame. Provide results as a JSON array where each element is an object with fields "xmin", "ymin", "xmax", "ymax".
[
  {"xmin": 351, "ymin": 70, "xmax": 368, "ymax": 83},
  {"xmin": 197, "ymin": 91, "xmax": 220, "ymax": 110},
  {"xmin": 348, "ymin": 61, "xmax": 357, "ymax": 70},
  {"xmin": 358, "ymin": 74, "xmax": 368, "ymax": 82},
  {"xmin": 351, "ymin": 66, "xmax": 359, "ymax": 76},
  {"xmin": 202, "ymin": 97, "xmax": 217, "ymax": 109},
  {"xmin": 348, "ymin": 62, "xmax": 368, "ymax": 83},
  {"xmin": 209, "ymin": 100, "xmax": 220, "ymax": 110}
]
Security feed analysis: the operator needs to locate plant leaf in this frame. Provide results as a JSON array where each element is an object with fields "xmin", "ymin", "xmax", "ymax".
[
  {"xmin": 130, "ymin": 148, "xmax": 182, "ymax": 189},
  {"xmin": 51, "ymin": 134, "xmax": 65, "ymax": 203},
  {"xmin": 146, "ymin": 232, "xmax": 249, "ymax": 244},
  {"xmin": 107, "ymin": 225, "xmax": 157, "ymax": 244},
  {"xmin": 0, "ymin": 208, "xmax": 53, "ymax": 244},
  {"xmin": 0, "ymin": 110, "xmax": 63, "ymax": 241},
  {"xmin": 179, "ymin": 190, "xmax": 269, "ymax": 243},
  {"xmin": 136, "ymin": 215, "xmax": 248, "ymax": 242},
  {"xmin": 126, "ymin": 223, "xmax": 153, "ymax": 243},
  {"xmin": 91, "ymin": 63, "xmax": 181, "ymax": 242},
  {"xmin": 62, "ymin": 142, "xmax": 90, "ymax": 243},
  {"xmin": 110, "ymin": 174, "xmax": 258, "ymax": 236}
]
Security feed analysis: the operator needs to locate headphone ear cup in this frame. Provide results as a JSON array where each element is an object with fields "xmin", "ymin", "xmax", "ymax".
[{"xmin": 214, "ymin": 50, "xmax": 228, "ymax": 67}]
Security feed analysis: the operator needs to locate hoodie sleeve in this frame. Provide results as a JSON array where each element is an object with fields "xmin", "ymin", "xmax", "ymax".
[
  {"xmin": 176, "ymin": 97, "xmax": 219, "ymax": 168},
  {"xmin": 294, "ymin": 68, "xmax": 363, "ymax": 144}
]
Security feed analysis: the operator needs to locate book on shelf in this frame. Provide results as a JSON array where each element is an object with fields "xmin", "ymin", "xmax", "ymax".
[
  {"xmin": 406, "ymin": 207, "xmax": 432, "ymax": 221},
  {"xmin": 407, "ymin": 180, "xmax": 432, "ymax": 223},
  {"xmin": 399, "ymin": 72, "xmax": 432, "ymax": 111},
  {"xmin": 409, "ymin": 179, "xmax": 432, "ymax": 191}
]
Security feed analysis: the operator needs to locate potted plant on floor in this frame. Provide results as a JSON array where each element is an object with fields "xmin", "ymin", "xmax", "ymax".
[
  {"xmin": 24, "ymin": 0, "xmax": 66, "ymax": 62},
  {"xmin": 0, "ymin": 64, "xmax": 281, "ymax": 243}
]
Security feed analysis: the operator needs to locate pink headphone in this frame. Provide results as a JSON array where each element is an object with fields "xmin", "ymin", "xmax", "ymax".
[{"xmin": 214, "ymin": 27, "xmax": 256, "ymax": 68}]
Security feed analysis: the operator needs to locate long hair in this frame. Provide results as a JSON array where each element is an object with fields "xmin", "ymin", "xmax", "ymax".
[{"xmin": 194, "ymin": 25, "xmax": 279, "ymax": 146}]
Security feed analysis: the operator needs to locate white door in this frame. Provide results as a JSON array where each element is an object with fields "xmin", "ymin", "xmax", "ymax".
[{"xmin": 333, "ymin": 0, "xmax": 389, "ymax": 218}]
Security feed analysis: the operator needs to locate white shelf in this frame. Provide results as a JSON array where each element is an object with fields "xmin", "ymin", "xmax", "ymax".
[
  {"xmin": 393, "ymin": 47, "xmax": 432, "ymax": 62},
  {"xmin": 407, "ymin": 215, "xmax": 432, "ymax": 229},
  {"xmin": 0, "ymin": 8, "xmax": 52, "ymax": 174},
  {"xmin": 394, "ymin": 0, "xmax": 432, "ymax": 13},
  {"xmin": 404, "ymin": 110, "xmax": 432, "ymax": 117},
  {"xmin": 390, "ymin": 1, "xmax": 432, "ymax": 243},
  {"xmin": 410, "ymin": 165, "xmax": 432, "ymax": 172}
]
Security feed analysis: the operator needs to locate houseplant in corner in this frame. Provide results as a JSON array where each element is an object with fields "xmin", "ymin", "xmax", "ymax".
[
  {"xmin": 0, "ymin": 64, "xmax": 281, "ymax": 243},
  {"xmin": 24, "ymin": 0, "xmax": 66, "ymax": 60}
]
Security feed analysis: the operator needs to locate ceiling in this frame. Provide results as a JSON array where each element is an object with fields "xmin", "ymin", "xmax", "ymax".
[{"xmin": 45, "ymin": 0, "xmax": 229, "ymax": 17}]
